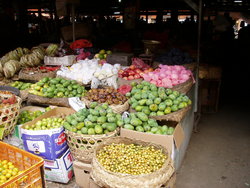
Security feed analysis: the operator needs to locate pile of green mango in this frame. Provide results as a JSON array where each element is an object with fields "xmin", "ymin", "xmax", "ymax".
[
  {"xmin": 10, "ymin": 81, "xmax": 32, "ymax": 90},
  {"xmin": 122, "ymin": 112, "xmax": 174, "ymax": 135},
  {"xmin": 127, "ymin": 81, "xmax": 192, "ymax": 116},
  {"xmin": 63, "ymin": 102, "xmax": 121, "ymax": 135},
  {"xmin": 29, "ymin": 77, "xmax": 86, "ymax": 98}
]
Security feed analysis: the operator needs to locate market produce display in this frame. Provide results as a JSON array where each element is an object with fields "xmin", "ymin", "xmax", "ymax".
[
  {"xmin": 17, "ymin": 107, "xmax": 51, "ymax": 125},
  {"xmin": 29, "ymin": 77, "xmax": 86, "ymax": 98},
  {"xmin": 63, "ymin": 103, "xmax": 120, "ymax": 135},
  {"xmin": 10, "ymin": 81, "xmax": 32, "ymax": 91},
  {"xmin": 23, "ymin": 117, "xmax": 64, "ymax": 130},
  {"xmin": 45, "ymin": 44, "xmax": 59, "ymax": 56},
  {"xmin": 19, "ymin": 46, "xmax": 45, "ymax": 67},
  {"xmin": 94, "ymin": 49, "xmax": 112, "ymax": 60},
  {"xmin": 85, "ymin": 87, "xmax": 127, "ymax": 105},
  {"xmin": 118, "ymin": 58, "xmax": 153, "ymax": 80},
  {"xmin": 21, "ymin": 66, "xmax": 60, "ymax": 74},
  {"xmin": 0, "ymin": 46, "xmax": 45, "ymax": 78},
  {"xmin": 155, "ymin": 48, "xmax": 193, "ymax": 65},
  {"xmin": 143, "ymin": 65, "xmax": 193, "ymax": 88},
  {"xmin": 57, "ymin": 59, "xmax": 120, "ymax": 88},
  {"xmin": 0, "ymin": 159, "xmax": 23, "ymax": 185},
  {"xmin": 128, "ymin": 81, "xmax": 191, "ymax": 115},
  {"xmin": 97, "ymin": 143, "xmax": 166, "ymax": 175},
  {"xmin": 122, "ymin": 112, "xmax": 174, "ymax": 135}
]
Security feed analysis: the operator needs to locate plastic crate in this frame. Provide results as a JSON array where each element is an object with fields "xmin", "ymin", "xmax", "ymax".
[{"xmin": 0, "ymin": 141, "xmax": 45, "ymax": 188}]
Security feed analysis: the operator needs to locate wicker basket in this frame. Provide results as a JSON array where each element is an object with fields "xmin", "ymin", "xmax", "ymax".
[
  {"xmin": 27, "ymin": 94, "xmax": 70, "ymax": 107},
  {"xmin": 171, "ymin": 77, "xmax": 194, "ymax": 94},
  {"xmin": 117, "ymin": 77, "xmax": 143, "ymax": 87},
  {"xmin": 82, "ymin": 98, "xmax": 129, "ymax": 114},
  {"xmin": 65, "ymin": 129, "xmax": 119, "ymax": 163},
  {"xmin": 91, "ymin": 137, "xmax": 174, "ymax": 188},
  {"xmin": 18, "ymin": 69, "xmax": 56, "ymax": 82},
  {"xmin": 0, "ymin": 92, "xmax": 22, "ymax": 139},
  {"xmin": 20, "ymin": 89, "xmax": 29, "ymax": 101},
  {"xmin": 150, "ymin": 105, "xmax": 191, "ymax": 122}
]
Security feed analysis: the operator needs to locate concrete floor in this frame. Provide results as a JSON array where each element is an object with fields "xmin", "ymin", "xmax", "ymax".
[{"xmin": 176, "ymin": 102, "xmax": 250, "ymax": 188}]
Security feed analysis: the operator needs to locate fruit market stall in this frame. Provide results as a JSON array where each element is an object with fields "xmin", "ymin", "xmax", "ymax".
[{"xmin": 0, "ymin": 39, "xmax": 198, "ymax": 187}]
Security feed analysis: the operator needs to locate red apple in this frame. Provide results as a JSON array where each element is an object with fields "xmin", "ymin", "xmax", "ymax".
[
  {"xmin": 128, "ymin": 75, "xmax": 134, "ymax": 80},
  {"xmin": 129, "ymin": 65, "xmax": 136, "ymax": 70},
  {"xmin": 123, "ymin": 77, "xmax": 128, "ymax": 80},
  {"xmin": 119, "ymin": 69, "xmax": 124, "ymax": 74},
  {"xmin": 122, "ymin": 72, "xmax": 129, "ymax": 77},
  {"xmin": 134, "ymin": 74, "xmax": 140, "ymax": 79},
  {"xmin": 135, "ymin": 69, "xmax": 142, "ymax": 74},
  {"xmin": 139, "ymin": 72, "xmax": 145, "ymax": 77},
  {"xmin": 129, "ymin": 70, "xmax": 135, "ymax": 76}
]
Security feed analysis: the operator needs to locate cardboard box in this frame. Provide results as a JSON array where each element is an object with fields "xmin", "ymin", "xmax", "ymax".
[
  {"xmin": 44, "ymin": 149, "xmax": 74, "ymax": 183},
  {"xmin": 73, "ymin": 161, "xmax": 92, "ymax": 188},
  {"xmin": 21, "ymin": 107, "xmax": 75, "ymax": 160},
  {"xmin": 120, "ymin": 121, "xmax": 184, "ymax": 157},
  {"xmin": 44, "ymin": 55, "xmax": 76, "ymax": 66},
  {"xmin": 106, "ymin": 53, "xmax": 133, "ymax": 66}
]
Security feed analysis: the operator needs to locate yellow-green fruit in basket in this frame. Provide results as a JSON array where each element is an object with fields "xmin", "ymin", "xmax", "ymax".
[{"xmin": 97, "ymin": 143, "xmax": 167, "ymax": 175}]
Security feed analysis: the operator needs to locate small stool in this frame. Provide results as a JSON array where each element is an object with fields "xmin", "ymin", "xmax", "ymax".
[{"xmin": 139, "ymin": 54, "xmax": 154, "ymax": 66}]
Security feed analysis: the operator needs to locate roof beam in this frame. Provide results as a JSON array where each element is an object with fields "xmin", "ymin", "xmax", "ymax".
[{"xmin": 184, "ymin": 0, "xmax": 199, "ymax": 12}]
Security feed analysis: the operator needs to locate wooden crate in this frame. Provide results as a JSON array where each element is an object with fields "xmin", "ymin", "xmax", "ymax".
[{"xmin": 199, "ymin": 79, "xmax": 221, "ymax": 113}]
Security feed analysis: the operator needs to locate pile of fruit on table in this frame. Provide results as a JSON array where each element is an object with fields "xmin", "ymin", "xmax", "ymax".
[
  {"xmin": 84, "ymin": 87, "xmax": 127, "ymax": 105},
  {"xmin": 10, "ymin": 81, "xmax": 32, "ymax": 91},
  {"xmin": 127, "ymin": 81, "xmax": 191, "ymax": 116},
  {"xmin": 29, "ymin": 77, "xmax": 86, "ymax": 98}
]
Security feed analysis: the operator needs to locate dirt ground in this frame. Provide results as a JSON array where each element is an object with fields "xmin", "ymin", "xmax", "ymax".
[{"xmin": 176, "ymin": 103, "xmax": 250, "ymax": 188}]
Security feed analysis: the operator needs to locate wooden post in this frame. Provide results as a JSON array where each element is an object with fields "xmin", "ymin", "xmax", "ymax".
[{"xmin": 71, "ymin": 4, "xmax": 75, "ymax": 41}]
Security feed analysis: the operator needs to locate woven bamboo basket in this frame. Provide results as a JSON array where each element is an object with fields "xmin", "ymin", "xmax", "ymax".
[
  {"xmin": 150, "ymin": 105, "xmax": 191, "ymax": 122},
  {"xmin": 117, "ymin": 77, "xmax": 143, "ymax": 87},
  {"xmin": 65, "ymin": 129, "xmax": 119, "ymax": 163},
  {"xmin": 91, "ymin": 137, "xmax": 174, "ymax": 188},
  {"xmin": 171, "ymin": 77, "xmax": 194, "ymax": 94},
  {"xmin": 20, "ymin": 89, "xmax": 29, "ymax": 101},
  {"xmin": 18, "ymin": 69, "xmax": 56, "ymax": 82},
  {"xmin": 0, "ymin": 92, "xmax": 22, "ymax": 139},
  {"xmin": 27, "ymin": 94, "xmax": 70, "ymax": 107},
  {"xmin": 82, "ymin": 98, "xmax": 129, "ymax": 114}
]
